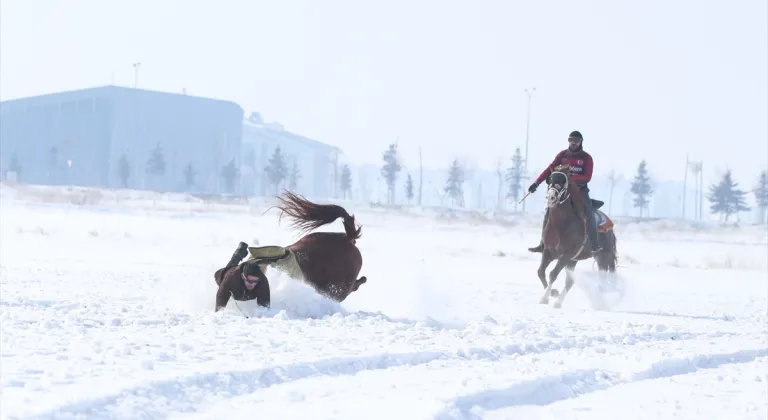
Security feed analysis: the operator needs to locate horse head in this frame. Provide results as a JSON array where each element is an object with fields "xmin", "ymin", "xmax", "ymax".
[{"xmin": 546, "ymin": 164, "xmax": 574, "ymax": 208}]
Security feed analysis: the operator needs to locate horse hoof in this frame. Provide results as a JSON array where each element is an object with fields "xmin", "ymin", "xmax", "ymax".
[
  {"xmin": 553, "ymin": 301, "xmax": 562, "ymax": 309},
  {"xmin": 550, "ymin": 289, "xmax": 560, "ymax": 298},
  {"xmin": 539, "ymin": 297, "xmax": 549, "ymax": 305}
]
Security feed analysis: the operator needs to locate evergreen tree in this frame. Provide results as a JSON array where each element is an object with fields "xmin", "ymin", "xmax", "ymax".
[
  {"xmin": 118, "ymin": 153, "xmax": 131, "ymax": 187},
  {"xmin": 145, "ymin": 143, "xmax": 166, "ymax": 191},
  {"xmin": 380, "ymin": 143, "xmax": 402, "ymax": 205},
  {"xmin": 146, "ymin": 142, "xmax": 166, "ymax": 176},
  {"xmin": 405, "ymin": 173, "xmax": 414, "ymax": 203},
  {"xmin": 708, "ymin": 169, "xmax": 750, "ymax": 222},
  {"xmin": 265, "ymin": 146, "xmax": 288, "ymax": 196},
  {"xmin": 753, "ymin": 170, "xmax": 768, "ymax": 224},
  {"xmin": 505, "ymin": 147, "xmax": 525, "ymax": 211},
  {"xmin": 445, "ymin": 159, "xmax": 465, "ymax": 207},
  {"xmin": 244, "ymin": 148, "xmax": 257, "ymax": 173},
  {"xmin": 183, "ymin": 162, "xmax": 196, "ymax": 190},
  {"xmin": 288, "ymin": 160, "xmax": 301, "ymax": 191},
  {"xmin": 8, "ymin": 154, "xmax": 22, "ymax": 181},
  {"xmin": 220, "ymin": 159, "xmax": 239, "ymax": 193},
  {"xmin": 630, "ymin": 160, "xmax": 653, "ymax": 217},
  {"xmin": 340, "ymin": 164, "xmax": 352, "ymax": 199}
]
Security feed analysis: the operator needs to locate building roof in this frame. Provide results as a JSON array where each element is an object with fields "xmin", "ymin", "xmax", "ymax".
[
  {"xmin": 0, "ymin": 85, "xmax": 242, "ymax": 110},
  {"xmin": 242, "ymin": 117, "xmax": 342, "ymax": 154}
]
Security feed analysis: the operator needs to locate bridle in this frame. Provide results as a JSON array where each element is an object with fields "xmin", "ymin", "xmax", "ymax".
[{"xmin": 547, "ymin": 170, "xmax": 571, "ymax": 205}]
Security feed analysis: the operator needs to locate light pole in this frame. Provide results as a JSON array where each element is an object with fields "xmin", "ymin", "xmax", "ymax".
[
  {"xmin": 132, "ymin": 62, "xmax": 141, "ymax": 88},
  {"xmin": 522, "ymin": 87, "xmax": 536, "ymax": 213},
  {"xmin": 685, "ymin": 159, "xmax": 703, "ymax": 220},
  {"xmin": 690, "ymin": 161, "xmax": 703, "ymax": 220}
]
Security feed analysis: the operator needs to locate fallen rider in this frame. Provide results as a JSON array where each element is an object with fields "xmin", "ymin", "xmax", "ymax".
[{"xmin": 213, "ymin": 241, "xmax": 271, "ymax": 312}]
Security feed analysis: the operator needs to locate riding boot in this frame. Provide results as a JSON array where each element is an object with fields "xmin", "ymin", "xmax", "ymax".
[
  {"xmin": 582, "ymin": 194, "xmax": 602, "ymax": 254},
  {"xmin": 226, "ymin": 242, "xmax": 249, "ymax": 269},
  {"xmin": 528, "ymin": 208, "xmax": 549, "ymax": 253}
]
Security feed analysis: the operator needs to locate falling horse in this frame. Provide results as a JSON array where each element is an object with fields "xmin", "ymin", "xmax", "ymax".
[
  {"xmin": 213, "ymin": 191, "xmax": 367, "ymax": 312},
  {"xmin": 536, "ymin": 164, "xmax": 618, "ymax": 308}
]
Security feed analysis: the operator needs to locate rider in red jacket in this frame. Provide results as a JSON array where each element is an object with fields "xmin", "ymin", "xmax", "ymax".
[{"xmin": 527, "ymin": 130, "xmax": 602, "ymax": 254}]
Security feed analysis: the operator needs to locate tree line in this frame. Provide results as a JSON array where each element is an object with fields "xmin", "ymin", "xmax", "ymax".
[
  {"xmin": 117, "ymin": 143, "xmax": 241, "ymax": 193},
  {"xmin": 4, "ymin": 143, "xmax": 768, "ymax": 223},
  {"xmin": 374, "ymin": 141, "xmax": 768, "ymax": 224}
]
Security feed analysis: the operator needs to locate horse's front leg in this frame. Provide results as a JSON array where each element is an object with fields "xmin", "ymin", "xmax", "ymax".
[
  {"xmin": 540, "ymin": 258, "xmax": 569, "ymax": 305},
  {"xmin": 553, "ymin": 261, "xmax": 577, "ymax": 309},
  {"xmin": 537, "ymin": 250, "xmax": 554, "ymax": 289}
]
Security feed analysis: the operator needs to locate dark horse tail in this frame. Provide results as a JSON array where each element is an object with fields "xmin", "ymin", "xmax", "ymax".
[{"xmin": 275, "ymin": 191, "xmax": 362, "ymax": 240}]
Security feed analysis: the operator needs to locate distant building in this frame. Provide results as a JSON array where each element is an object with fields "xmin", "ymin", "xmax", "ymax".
[
  {"xmin": 240, "ymin": 112, "xmax": 342, "ymax": 198},
  {"xmin": 0, "ymin": 86, "xmax": 244, "ymax": 194}
]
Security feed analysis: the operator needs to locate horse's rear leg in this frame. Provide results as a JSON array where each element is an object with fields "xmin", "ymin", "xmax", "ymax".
[
  {"xmin": 540, "ymin": 257, "xmax": 568, "ymax": 305},
  {"xmin": 553, "ymin": 261, "xmax": 577, "ymax": 309}
]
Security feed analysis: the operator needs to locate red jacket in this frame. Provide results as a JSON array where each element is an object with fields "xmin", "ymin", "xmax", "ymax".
[{"xmin": 535, "ymin": 148, "xmax": 593, "ymax": 185}]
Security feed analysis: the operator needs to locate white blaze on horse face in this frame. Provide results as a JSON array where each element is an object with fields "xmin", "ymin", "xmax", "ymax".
[{"xmin": 546, "ymin": 188, "xmax": 558, "ymax": 207}]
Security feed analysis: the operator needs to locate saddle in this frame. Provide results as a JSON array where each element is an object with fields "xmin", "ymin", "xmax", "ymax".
[
  {"xmin": 246, "ymin": 246, "xmax": 290, "ymax": 264},
  {"xmin": 588, "ymin": 199, "xmax": 614, "ymax": 233}
]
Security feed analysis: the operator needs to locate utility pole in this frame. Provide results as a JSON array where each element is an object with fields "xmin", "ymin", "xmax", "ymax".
[
  {"xmin": 698, "ymin": 162, "xmax": 704, "ymax": 220},
  {"xmin": 132, "ymin": 62, "xmax": 141, "ymax": 88},
  {"xmin": 522, "ymin": 87, "xmax": 536, "ymax": 213},
  {"xmin": 687, "ymin": 160, "xmax": 703, "ymax": 221},
  {"xmin": 683, "ymin": 154, "xmax": 689, "ymax": 219},
  {"xmin": 418, "ymin": 145, "xmax": 423, "ymax": 206},
  {"xmin": 607, "ymin": 169, "xmax": 621, "ymax": 215}
]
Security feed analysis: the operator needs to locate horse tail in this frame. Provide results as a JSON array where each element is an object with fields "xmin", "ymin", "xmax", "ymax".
[{"xmin": 275, "ymin": 191, "xmax": 362, "ymax": 240}]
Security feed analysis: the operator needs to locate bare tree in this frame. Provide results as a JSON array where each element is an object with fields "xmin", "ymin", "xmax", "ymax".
[
  {"xmin": 495, "ymin": 158, "xmax": 505, "ymax": 211},
  {"xmin": 418, "ymin": 146, "xmax": 423, "ymax": 206},
  {"xmin": 606, "ymin": 169, "xmax": 622, "ymax": 215}
]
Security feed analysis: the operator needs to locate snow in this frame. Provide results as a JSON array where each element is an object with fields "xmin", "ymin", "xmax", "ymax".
[{"xmin": 1, "ymin": 184, "xmax": 767, "ymax": 420}]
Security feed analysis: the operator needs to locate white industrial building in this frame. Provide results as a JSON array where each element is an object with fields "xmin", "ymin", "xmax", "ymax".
[{"xmin": 240, "ymin": 112, "xmax": 342, "ymax": 198}]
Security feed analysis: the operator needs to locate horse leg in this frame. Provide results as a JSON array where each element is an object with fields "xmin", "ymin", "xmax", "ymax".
[
  {"xmin": 554, "ymin": 261, "xmax": 577, "ymax": 309},
  {"xmin": 541, "ymin": 258, "xmax": 569, "ymax": 305},
  {"xmin": 537, "ymin": 250, "xmax": 553, "ymax": 289},
  {"xmin": 537, "ymin": 250, "xmax": 558, "ymax": 303}
]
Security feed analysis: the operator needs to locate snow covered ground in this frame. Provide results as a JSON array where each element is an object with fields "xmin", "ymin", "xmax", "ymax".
[{"xmin": 1, "ymin": 184, "xmax": 767, "ymax": 420}]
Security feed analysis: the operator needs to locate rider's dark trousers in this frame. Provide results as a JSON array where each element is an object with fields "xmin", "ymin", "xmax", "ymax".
[{"xmin": 539, "ymin": 185, "xmax": 600, "ymax": 250}]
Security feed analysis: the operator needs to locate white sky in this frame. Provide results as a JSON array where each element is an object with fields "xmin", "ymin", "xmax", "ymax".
[{"xmin": 1, "ymin": 0, "xmax": 766, "ymax": 184}]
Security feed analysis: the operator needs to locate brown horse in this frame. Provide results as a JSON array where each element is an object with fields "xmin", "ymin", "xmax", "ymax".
[
  {"xmin": 536, "ymin": 164, "xmax": 618, "ymax": 308},
  {"xmin": 213, "ymin": 191, "xmax": 367, "ymax": 313}
]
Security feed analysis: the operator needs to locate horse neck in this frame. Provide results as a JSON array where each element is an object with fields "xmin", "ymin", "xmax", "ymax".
[
  {"xmin": 549, "ymin": 182, "xmax": 582, "ymax": 222},
  {"xmin": 549, "ymin": 201, "xmax": 579, "ymax": 223}
]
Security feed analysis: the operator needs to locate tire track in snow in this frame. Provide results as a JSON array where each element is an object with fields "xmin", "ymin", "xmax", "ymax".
[
  {"xmin": 15, "ymin": 330, "xmax": 705, "ymax": 420},
  {"xmin": 433, "ymin": 347, "xmax": 768, "ymax": 420}
]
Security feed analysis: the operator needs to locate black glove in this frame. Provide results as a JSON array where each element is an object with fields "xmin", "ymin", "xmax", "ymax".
[{"xmin": 528, "ymin": 183, "xmax": 538, "ymax": 193}]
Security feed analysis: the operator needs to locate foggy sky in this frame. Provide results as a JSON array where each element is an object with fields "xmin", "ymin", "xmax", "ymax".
[{"xmin": 1, "ymin": 0, "xmax": 766, "ymax": 185}]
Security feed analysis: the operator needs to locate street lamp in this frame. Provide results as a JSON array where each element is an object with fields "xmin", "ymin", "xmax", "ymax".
[
  {"xmin": 132, "ymin": 62, "xmax": 141, "ymax": 88},
  {"xmin": 522, "ymin": 87, "xmax": 536, "ymax": 213}
]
